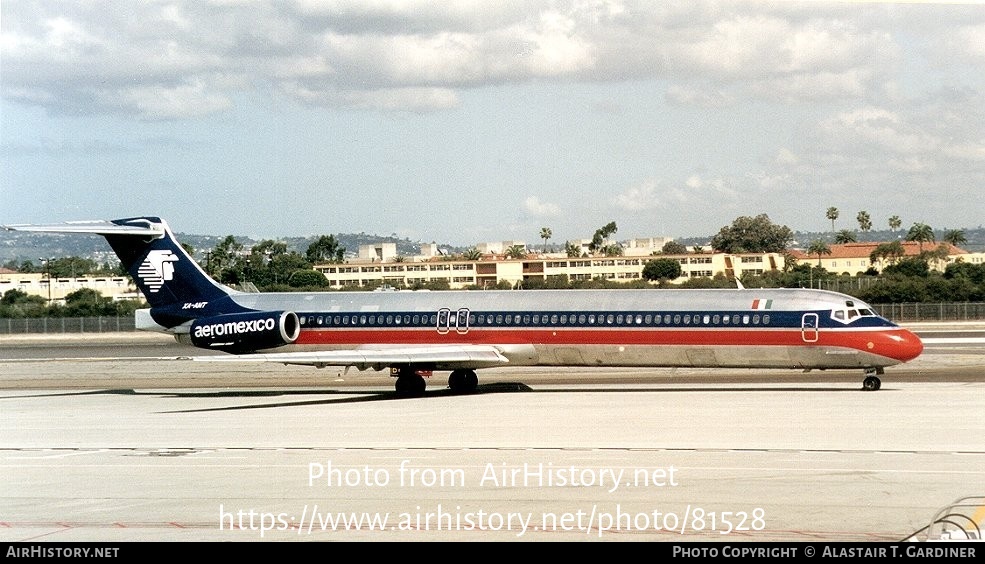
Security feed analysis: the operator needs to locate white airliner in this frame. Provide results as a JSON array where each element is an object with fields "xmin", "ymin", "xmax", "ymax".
[{"xmin": 3, "ymin": 217, "xmax": 923, "ymax": 394}]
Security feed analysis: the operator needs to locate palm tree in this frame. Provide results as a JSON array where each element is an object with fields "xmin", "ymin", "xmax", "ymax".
[
  {"xmin": 888, "ymin": 215, "xmax": 902, "ymax": 232},
  {"xmin": 539, "ymin": 227, "xmax": 552, "ymax": 253},
  {"xmin": 856, "ymin": 211, "xmax": 872, "ymax": 233},
  {"xmin": 826, "ymin": 207, "xmax": 839, "ymax": 232},
  {"xmin": 942, "ymin": 229, "xmax": 967, "ymax": 248},
  {"xmin": 835, "ymin": 229, "xmax": 857, "ymax": 244},
  {"xmin": 807, "ymin": 239, "xmax": 832, "ymax": 267},
  {"xmin": 462, "ymin": 247, "xmax": 482, "ymax": 261},
  {"xmin": 906, "ymin": 223, "xmax": 935, "ymax": 253},
  {"xmin": 504, "ymin": 244, "xmax": 527, "ymax": 260}
]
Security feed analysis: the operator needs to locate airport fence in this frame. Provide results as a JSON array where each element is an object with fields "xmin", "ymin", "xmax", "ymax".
[
  {"xmin": 0, "ymin": 316, "xmax": 137, "ymax": 335},
  {"xmin": 870, "ymin": 302, "xmax": 985, "ymax": 323},
  {"xmin": 2, "ymin": 303, "xmax": 985, "ymax": 335}
]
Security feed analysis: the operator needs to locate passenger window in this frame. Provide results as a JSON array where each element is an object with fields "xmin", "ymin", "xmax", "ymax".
[{"xmin": 703, "ymin": 315, "xmax": 710, "ymax": 324}]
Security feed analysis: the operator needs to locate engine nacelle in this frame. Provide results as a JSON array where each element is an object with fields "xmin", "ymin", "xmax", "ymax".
[{"xmin": 188, "ymin": 311, "xmax": 300, "ymax": 353}]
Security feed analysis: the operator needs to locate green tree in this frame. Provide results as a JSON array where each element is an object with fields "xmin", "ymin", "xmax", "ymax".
[
  {"xmin": 539, "ymin": 227, "xmax": 552, "ymax": 253},
  {"xmin": 826, "ymin": 207, "xmax": 839, "ymax": 232},
  {"xmin": 306, "ymin": 235, "xmax": 345, "ymax": 264},
  {"xmin": 710, "ymin": 214, "xmax": 793, "ymax": 253},
  {"xmin": 504, "ymin": 244, "xmax": 527, "ymax": 259},
  {"xmin": 807, "ymin": 240, "xmax": 832, "ymax": 266},
  {"xmin": 565, "ymin": 241, "xmax": 583, "ymax": 258},
  {"xmin": 942, "ymin": 229, "xmax": 967, "ymax": 248},
  {"xmin": 834, "ymin": 229, "xmax": 857, "ymax": 244},
  {"xmin": 888, "ymin": 215, "xmax": 902, "ymax": 232},
  {"xmin": 856, "ymin": 210, "xmax": 872, "ymax": 232},
  {"xmin": 61, "ymin": 288, "xmax": 114, "ymax": 317},
  {"xmin": 462, "ymin": 247, "xmax": 482, "ymax": 261},
  {"xmin": 602, "ymin": 244, "xmax": 624, "ymax": 257},
  {"xmin": 0, "ymin": 289, "xmax": 47, "ymax": 318},
  {"xmin": 883, "ymin": 258, "xmax": 930, "ymax": 277},
  {"xmin": 661, "ymin": 240, "xmax": 688, "ymax": 254},
  {"xmin": 46, "ymin": 257, "xmax": 97, "ymax": 278},
  {"xmin": 288, "ymin": 269, "xmax": 330, "ymax": 288},
  {"xmin": 642, "ymin": 258, "xmax": 683, "ymax": 282},
  {"xmin": 265, "ymin": 252, "xmax": 313, "ymax": 288},
  {"xmin": 588, "ymin": 222, "xmax": 618, "ymax": 254},
  {"xmin": 870, "ymin": 241, "xmax": 905, "ymax": 267},
  {"xmin": 906, "ymin": 223, "xmax": 935, "ymax": 253},
  {"xmin": 205, "ymin": 235, "xmax": 245, "ymax": 284}
]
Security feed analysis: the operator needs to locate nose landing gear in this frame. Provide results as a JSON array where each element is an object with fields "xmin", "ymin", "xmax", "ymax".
[{"xmin": 862, "ymin": 367, "xmax": 883, "ymax": 391}]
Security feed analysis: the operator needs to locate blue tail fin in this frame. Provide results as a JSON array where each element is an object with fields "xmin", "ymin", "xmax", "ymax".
[
  {"xmin": 102, "ymin": 217, "xmax": 233, "ymax": 308},
  {"xmin": 3, "ymin": 217, "xmax": 238, "ymax": 327}
]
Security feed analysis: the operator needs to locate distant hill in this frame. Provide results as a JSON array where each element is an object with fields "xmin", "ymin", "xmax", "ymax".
[
  {"xmin": 3, "ymin": 225, "xmax": 981, "ymax": 267},
  {"xmin": 0, "ymin": 228, "xmax": 461, "ymax": 266}
]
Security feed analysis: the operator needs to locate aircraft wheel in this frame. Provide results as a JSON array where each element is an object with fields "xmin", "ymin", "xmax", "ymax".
[
  {"xmin": 862, "ymin": 375, "xmax": 881, "ymax": 391},
  {"xmin": 396, "ymin": 373, "xmax": 426, "ymax": 397},
  {"xmin": 448, "ymin": 369, "xmax": 478, "ymax": 394}
]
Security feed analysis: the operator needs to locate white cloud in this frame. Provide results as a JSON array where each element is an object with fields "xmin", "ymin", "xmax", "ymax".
[
  {"xmin": 0, "ymin": 1, "xmax": 926, "ymax": 117},
  {"xmin": 524, "ymin": 196, "xmax": 560, "ymax": 217},
  {"xmin": 614, "ymin": 180, "xmax": 659, "ymax": 211}
]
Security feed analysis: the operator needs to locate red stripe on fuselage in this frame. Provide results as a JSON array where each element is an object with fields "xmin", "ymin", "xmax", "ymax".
[{"xmin": 295, "ymin": 326, "xmax": 916, "ymax": 357}]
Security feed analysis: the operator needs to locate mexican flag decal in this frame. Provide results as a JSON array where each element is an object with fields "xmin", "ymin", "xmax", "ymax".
[{"xmin": 751, "ymin": 299, "xmax": 773, "ymax": 310}]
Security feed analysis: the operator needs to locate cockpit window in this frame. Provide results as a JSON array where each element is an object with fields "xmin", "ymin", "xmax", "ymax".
[{"xmin": 831, "ymin": 307, "xmax": 876, "ymax": 324}]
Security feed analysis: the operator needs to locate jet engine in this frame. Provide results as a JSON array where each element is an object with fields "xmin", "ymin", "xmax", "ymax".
[{"xmin": 187, "ymin": 310, "xmax": 300, "ymax": 353}]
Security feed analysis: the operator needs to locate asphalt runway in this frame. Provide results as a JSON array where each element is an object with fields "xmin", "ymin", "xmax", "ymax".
[{"xmin": 1, "ymin": 328, "xmax": 983, "ymax": 542}]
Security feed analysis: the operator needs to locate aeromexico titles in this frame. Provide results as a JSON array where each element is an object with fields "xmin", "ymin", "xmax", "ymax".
[{"xmin": 3, "ymin": 217, "xmax": 923, "ymax": 395}]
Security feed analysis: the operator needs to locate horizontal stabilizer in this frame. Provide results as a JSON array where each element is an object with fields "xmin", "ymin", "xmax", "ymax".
[{"xmin": 2, "ymin": 220, "xmax": 164, "ymax": 237}]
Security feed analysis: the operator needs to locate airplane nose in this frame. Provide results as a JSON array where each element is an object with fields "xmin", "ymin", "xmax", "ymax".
[{"xmin": 889, "ymin": 328, "xmax": 924, "ymax": 362}]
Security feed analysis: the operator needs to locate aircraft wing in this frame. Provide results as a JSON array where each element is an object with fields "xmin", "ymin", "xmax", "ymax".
[{"xmin": 193, "ymin": 345, "xmax": 511, "ymax": 370}]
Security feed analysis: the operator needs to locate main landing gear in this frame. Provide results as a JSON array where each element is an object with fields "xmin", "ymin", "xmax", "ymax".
[
  {"xmin": 394, "ymin": 366, "xmax": 427, "ymax": 397},
  {"xmin": 862, "ymin": 367, "xmax": 883, "ymax": 391},
  {"xmin": 392, "ymin": 367, "xmax": 479, "ymax": 397},
  {"xmin": 447, "ymin": 369, "xmax": 479, "ymax": 394}
]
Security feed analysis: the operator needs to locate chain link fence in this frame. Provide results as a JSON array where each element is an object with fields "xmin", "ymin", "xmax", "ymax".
[
  {"xmin": 1, "ymin": 316, "xmax": 137, "ymax": 335},
  {"xmin": 870, "ymin": 302, "xmax": 985, "ymax": 322},
  {"xmin": 2, "ymin": 303, "xmax": 985, "ymax": 335}
]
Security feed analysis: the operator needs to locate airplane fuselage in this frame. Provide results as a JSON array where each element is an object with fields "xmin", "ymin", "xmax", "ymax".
[{"xmin": 168, "ymin": 287, "xmax": 922, "ymax": 371}]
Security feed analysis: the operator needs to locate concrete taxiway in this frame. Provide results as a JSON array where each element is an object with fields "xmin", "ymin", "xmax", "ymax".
[{"xmin": 1, "ymin": 329, "xmax": 983, "ymax": 541}]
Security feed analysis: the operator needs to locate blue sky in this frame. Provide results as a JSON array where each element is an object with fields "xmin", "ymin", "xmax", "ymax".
[{"xmin": 3, "ymin": 1, "xmax": 984, "ymax": 246}]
